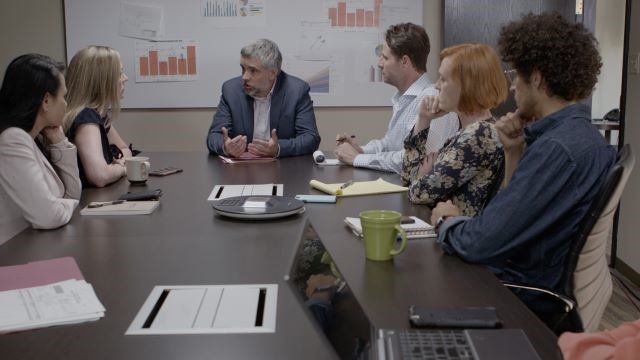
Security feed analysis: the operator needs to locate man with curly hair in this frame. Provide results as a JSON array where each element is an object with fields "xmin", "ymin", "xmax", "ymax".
[{"xmin": 431, "ymin": 12, "xmax": 617, "ymax": 327}]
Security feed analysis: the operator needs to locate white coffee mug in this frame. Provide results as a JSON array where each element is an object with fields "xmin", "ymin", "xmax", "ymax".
[{"xmin": 125, "ymin": 156, "xmax": 150, "ymax": 184}]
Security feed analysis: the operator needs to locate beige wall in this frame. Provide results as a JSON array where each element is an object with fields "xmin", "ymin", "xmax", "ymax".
[
  {"xmin": 591, "ymin": 0, "xmax": 625, "ymax": 120},
  {"xmin": 0, "ymin": 0, "xmax": 66, "ymax": 67},
  {"xmin": 618, "ymin": 0, "xmax": 640, "ymax": 273},
  {"xmin": 0, "ymin": 0, "xmax": 441, "ymax": 152}
]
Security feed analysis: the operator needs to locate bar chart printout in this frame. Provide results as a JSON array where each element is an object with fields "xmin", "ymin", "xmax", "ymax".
[
  {"xmin": 135, "ymin": 41, "xmax": 199, "ymax": 83},
  {"xmin": 326, "ymin": 0, "xmax": 382, "ymax": 28}
]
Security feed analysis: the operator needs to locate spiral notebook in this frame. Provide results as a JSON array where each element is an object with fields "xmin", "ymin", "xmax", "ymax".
[{"xmin": 344, "ymin": 216, "xmax": 435, "ymax": 239}]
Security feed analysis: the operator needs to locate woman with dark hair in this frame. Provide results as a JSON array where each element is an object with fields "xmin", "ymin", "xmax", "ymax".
[{"xmin": 0, "ymin": 54, "xmax": 81, "ymax": 245}]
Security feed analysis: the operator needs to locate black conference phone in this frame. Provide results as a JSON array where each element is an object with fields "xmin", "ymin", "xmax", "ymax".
[{"xmin": 604, "ymin": 108, "xmax": 620, "ymax": 122}]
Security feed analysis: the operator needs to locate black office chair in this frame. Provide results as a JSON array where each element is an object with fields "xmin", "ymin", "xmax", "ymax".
[{"xmin": 503, "ymin": 144, "xmax": 635, "ymax": 334}]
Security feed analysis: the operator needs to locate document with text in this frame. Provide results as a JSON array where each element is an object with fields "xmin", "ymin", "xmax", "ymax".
[{"xmin": 0, "ymin": 279, "xmax": 105, "ymax": 334}]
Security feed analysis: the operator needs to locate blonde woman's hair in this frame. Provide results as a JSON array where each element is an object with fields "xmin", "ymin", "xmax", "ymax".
[{"xmin": 64, "ymin": 46, "xmax": 122, "ymax": 132}]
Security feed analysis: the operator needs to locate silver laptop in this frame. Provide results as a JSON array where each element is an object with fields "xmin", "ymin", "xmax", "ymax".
[{"xmin": 285, "ymin": 222, "xmax": 542, "ymax": 360}]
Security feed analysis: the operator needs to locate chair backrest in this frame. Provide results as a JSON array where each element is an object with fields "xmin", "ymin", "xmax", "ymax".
[{"xmin": 562, "ymin": 144, "xmax": 635, "ymax": 332}]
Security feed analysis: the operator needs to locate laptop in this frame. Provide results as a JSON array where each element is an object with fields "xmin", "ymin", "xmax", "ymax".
[{"xmin": 284, "ymin": 222, "xmax": 542, "ymax": 360}]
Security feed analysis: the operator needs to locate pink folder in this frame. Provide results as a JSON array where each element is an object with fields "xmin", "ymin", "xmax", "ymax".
[{"xmin": 0, "ymin": 257, "xmax": 84, "ymax": 291}]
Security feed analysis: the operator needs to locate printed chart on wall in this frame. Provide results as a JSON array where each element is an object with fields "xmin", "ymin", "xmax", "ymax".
[
  {"xmin": 64, "ymin": 0, "xmax": 423, "ymax": 108},
  {"xmin": 201, "ymin": 0, "xmax": 266, "ymax": 27},
  {"xmin": 135, "ymin": 41, "xmax": 199, "ymax": 83}
]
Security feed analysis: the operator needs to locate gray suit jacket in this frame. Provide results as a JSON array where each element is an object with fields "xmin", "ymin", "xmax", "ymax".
[{"xmin": 206, "ymin": 71, "xmax": 320, "ymax": 157}]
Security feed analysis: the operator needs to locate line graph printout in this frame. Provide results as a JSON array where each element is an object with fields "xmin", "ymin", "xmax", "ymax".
[
  {"xmin": 354, "ymin": 41, "xmax": 384, "ymax": 84},
  {"xmin": 285, "ymin": 57, "xmax": 344, "ymax": 96},
  {"xmin": 201, "ymin": 0, "xmax": 266, "ymax": 27},
  {"xmin": 135, "ymin": 41, "xmax": 199, "ymax": 83},
  {"xmin": 378, "ymin": 0, "xmax": 421, "ymax": 30},
  {"xmin": 119, "ymin": 2, "xmax": 165, "ymax": 40}
]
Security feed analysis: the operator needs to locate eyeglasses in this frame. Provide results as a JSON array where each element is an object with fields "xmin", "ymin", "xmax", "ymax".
[{"xmin": 504, "ymin": 69, "xmax": 517, "ymax": 86}]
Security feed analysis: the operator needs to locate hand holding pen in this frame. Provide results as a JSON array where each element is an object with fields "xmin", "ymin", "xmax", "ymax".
[
  {"xmin": 334, "ymin": 133, "xmax": 362, "ymax": 165},
  {"xmin": 335, "ymin": 133, "xmax": 356, "ymax": 145}
]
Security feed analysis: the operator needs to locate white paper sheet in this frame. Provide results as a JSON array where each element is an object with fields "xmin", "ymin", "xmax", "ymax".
[
  {"xmin": 207, "ymin": 184, "xmax": 284, "ymax": 202},
  {"xmin": 0, "ymin": 280, "xmax": 105, "ymax": 333},
  {"xmin": 126, "ymin": 284, "xmax": 278, "ymax": 335},
  {"xmin": 119, "ymin": 2, "xmax": 165, "ymax": 40}
]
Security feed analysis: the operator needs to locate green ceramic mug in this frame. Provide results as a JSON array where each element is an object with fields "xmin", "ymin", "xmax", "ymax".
[{"xmin": 359, "ymin": 210, "xmax": 408, "ymax": 261}]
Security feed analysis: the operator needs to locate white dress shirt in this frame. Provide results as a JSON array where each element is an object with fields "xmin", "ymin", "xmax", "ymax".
[
  {"xmin": 354, "ymin": 74, "xmax": 459, "ymax": 173},
  {"xmin": 0, "ymin": 127, "xmax": 81, "ymax": 245},
  {"xmin": 252, "ymin": 80, "xmax": 277, "ymax": 141}
]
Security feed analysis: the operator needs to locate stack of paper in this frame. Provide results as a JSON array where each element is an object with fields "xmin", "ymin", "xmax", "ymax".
[
  {"xmin": 0, "ymin": 257, "xmax": 105, "ymax": 334},
  {"xmin": 0, "ymin": 279, "xmax": 105, "ymax": 334},
  {"xmin": 219, "ymin": 152, "xmax": 275, "ymax": 164}
]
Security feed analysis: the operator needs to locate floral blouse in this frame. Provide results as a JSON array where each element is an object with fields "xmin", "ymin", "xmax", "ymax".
[{"xmin": 401, "ymin": 119, "xmax": 504, "ymax": 217}]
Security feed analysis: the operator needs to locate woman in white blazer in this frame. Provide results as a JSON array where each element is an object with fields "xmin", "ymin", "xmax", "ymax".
[{"xmin": 0, "ymin": 54, "xmax": 82, "ymax": 245}]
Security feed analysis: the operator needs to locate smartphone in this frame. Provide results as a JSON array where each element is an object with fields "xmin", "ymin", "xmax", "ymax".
[
  {"xmin": 118, "ymin": 189, "xmax": 163, "ymax": 201},
  {"xmin": 408, "ymin": 306, "xmax": 502, "ymax": 328},
  {"xmin": 400, "ymin": 216, "xmax": 416, "ymax": 224},
  {"xmin": 149, "ymin": 167, "xmax": 183, "ymax": 176}
]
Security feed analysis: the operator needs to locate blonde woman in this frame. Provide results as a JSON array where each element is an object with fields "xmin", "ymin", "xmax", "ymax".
[{"xmin": 64, "ymin": 46, "xmax": 130, "ymax": 188}]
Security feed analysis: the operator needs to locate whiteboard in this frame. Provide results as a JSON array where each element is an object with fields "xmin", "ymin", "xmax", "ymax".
[{"xmin": 64, "ymin": 0, "xmax": 423, "ymax": 108}]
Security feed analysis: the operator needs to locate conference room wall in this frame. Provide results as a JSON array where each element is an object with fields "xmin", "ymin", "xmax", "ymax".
[{"xmin": 0, "ymin": 0, "xmax": 440, "ymax": 152}]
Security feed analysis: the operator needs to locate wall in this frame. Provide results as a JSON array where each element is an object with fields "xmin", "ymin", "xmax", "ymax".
[
  {"xmin": 0, "ymin": 0, "xmax": 441, "ymax": 152},
  {"xmin": 618, "ymin": 0, "xmax": 640, "ymax": 274},
  {"xmin": 591, "ymin": 0, "xmax": 626, "ymax": 120},
  {"xmin": 0, "ymin": 0, "xmax": 66, "ymax": 68}
]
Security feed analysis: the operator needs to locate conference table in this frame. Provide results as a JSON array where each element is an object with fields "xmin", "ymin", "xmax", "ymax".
[{"xmin": 0, "ymin": 152, "xmax": 560, "ymax": 359}]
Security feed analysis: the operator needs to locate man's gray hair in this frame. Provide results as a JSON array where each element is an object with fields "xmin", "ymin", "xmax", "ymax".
[{"xmin": 240, "ymin": 39, "xmax": 282, "ymax": 71}]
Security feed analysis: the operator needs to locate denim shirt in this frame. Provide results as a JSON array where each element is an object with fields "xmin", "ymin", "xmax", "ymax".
[{"xmin": 437, "ymin": 103, "xmax": 616, "ymax": 312}]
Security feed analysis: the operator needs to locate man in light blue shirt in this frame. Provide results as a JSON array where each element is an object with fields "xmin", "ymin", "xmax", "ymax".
[{"xmin": 334, "ymin": 23, "xmax": 458, "ymax": 174}]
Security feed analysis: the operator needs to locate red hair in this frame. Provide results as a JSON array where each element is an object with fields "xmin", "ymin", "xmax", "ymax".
[{"xmin": 440, "ymin": 44, "xmax": 507, "ymax": 114}]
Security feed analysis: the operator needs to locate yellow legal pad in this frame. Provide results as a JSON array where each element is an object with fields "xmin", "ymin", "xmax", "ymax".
[{"xmin": 309, "ymin": 178, "xmax": 408, "ymax": 197}]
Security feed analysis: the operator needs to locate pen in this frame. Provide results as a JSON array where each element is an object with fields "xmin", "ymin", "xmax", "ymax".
[
  {"xmin": 339, "ymin": 180, "xmax": 354, "ymax": 190},
  {"xmin": 88, "ymin": 200, "xmax": 126, "ymax": 208},
  {"xmin": 336, "ymin": 134, "xmax": 356, "ymax": 144}
]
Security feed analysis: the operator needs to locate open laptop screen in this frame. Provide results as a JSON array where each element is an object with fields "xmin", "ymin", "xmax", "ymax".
[{"xmin": 286, "ymin": 222, "xmax": 373, "ymax": 360}]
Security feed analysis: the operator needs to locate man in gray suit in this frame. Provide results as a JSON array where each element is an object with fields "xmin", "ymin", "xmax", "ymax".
[{"xmin": 206, "ymin": 39, "xmax": 320, "ymax": 158}]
